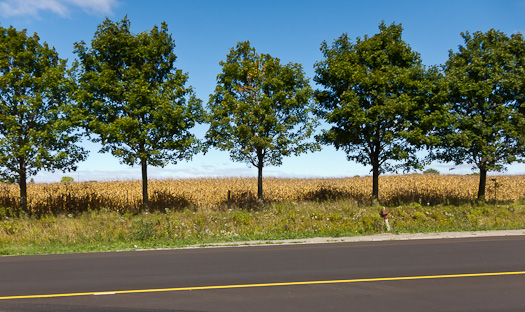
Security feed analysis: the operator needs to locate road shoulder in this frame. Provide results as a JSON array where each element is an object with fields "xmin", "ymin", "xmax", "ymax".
[{"xmin": 138, "ymin": 229, "xmax": 525, "ymax": 251}]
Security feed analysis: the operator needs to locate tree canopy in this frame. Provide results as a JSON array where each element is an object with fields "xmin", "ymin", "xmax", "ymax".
[
  {"xmin": 0, "ymin": 26, "xmax": 86, "ymax": 213},
  {"xmin": 206, "ymin": 41, "xmax": 318, "ymax": 201},
  {"xmin": 433, "ymin": 29, "xmax": 525, "ymax": 200},
  {"xmin": 314, "ymin": 22, "xmax": 438, "ymax": 202},
  {"xmin": 3, "ymin": 16, "xmax": 525, "ymax": 208},
  {"xmin": 74, "ymin": 17, "xmax": 203, "ymax": 209}
]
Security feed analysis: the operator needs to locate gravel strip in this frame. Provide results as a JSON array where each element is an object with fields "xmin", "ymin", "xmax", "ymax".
[{"xmin": 137, "ymin": 229, "xmax": 525, "ymax": 251}]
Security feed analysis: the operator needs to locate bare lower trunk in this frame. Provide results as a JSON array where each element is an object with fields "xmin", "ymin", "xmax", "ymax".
[
  {"xmin": 257, "ymin": 164, "xmax": 263, "ymax": 202},
  {"xmin": 257, "ymin": 149, "xmax": 264, "ymax": 202},
  {"xmin": 477, "ymin": 166, "xmax": 487, "ymax": 201},
  {"xmin": 372, "ymin": 163, "xmax": 379, "ymax": 206},
  {"xmin": 372, "ymin": 148, "xmax": 380, "ymax": 205},
  {"xmin": 19, "ymin": 158, "xmax": 28, "ymax": 214},
  {"xmin": 141, "ymin": 158, "xmax": 149, "ymax": 210}
]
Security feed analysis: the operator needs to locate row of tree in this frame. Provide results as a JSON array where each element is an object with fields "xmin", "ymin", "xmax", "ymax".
[
  {"xmin": 1, "ymin": 18, "xmax": 524, "ymax": 213},
  {"xmin": 315, "ymin": 22, "xmax": 525, "ymax": 203}
]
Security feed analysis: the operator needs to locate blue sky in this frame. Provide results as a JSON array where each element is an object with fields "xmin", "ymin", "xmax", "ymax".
[{"xmin": 2, "ymin": 0, "xmax": 525, "ymax": 182}]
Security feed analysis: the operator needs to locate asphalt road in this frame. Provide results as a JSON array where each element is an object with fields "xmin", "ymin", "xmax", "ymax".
[{"xmin": 1, "ymin": 236, "xmax": 524, "ymax": 311}]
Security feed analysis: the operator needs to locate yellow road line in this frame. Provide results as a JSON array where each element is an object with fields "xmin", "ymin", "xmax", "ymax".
[{"xmin": 1, "ymin": 271, "xmax": 524, "ymax": 300}]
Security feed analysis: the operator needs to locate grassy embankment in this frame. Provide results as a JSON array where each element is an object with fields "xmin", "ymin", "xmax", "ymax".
[{"xmin": 1, "ymin": 175, "xmax": 525, "ymax": 256}]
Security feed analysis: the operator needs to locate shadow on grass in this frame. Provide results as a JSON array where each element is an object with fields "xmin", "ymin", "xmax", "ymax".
[
  {"xmin": 219, "ymin": 190, "xmax": 268, "ymax": 211},
  {"xmin": 149, "ymin": 190, "xmax": 195, "ymax": 212}
]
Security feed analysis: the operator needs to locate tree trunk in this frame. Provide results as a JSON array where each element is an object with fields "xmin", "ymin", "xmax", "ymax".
[
  {"xmin": 257, "ymin": 163, "xmax": 263, "ymax": 202},
  {"xmin": 257, "ymin": 149, "xmax": 264, "ymax": 202},
  {"xmin": 372, "ymin": 146, "xmax": 380, "ymax": 205},
  {"xmin": 19, "ymin": 158, "xmax": 28, "ymax": 214},
  {"xmin": 477, "ymin": 166, "xmax": 487, "ymax": 202},
  {"xmin": 372, "ymin": 162, "xmax": 379, "ymax": 205},
  {"xmin": 141, "ymin": 157, "xmax": 149, "ymax": 210}
]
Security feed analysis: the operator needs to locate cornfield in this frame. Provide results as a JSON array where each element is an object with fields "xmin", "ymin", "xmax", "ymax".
[{"xmin": 1, "ymin": 174, "xmax": 524, "ymax": 215}]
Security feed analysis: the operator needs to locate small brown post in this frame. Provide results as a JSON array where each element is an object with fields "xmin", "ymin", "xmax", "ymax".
[{"xmin": 227, "ymin": 190, "xmax": 231, "ymax": 209}]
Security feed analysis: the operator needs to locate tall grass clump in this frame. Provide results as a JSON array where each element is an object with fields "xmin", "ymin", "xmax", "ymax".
[{"xmin": 2, "ymin": 199, "xmax": 525, "ymax": 255}]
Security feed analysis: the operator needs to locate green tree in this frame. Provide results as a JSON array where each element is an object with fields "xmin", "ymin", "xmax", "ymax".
[
  {"xmin": 0, "ymin": 26, "xmax": 87, "ymax": 213},
  {"xmin": 74, "ymin": 17, "xmax": 203, "ymax": 209},
  {"xmin": 206, "ymin": 41, "xmax": 318, "ymax": 201},
  {"xmin": 314, "ymin": 22, "xmax": 437, "ymax": 203},
  {"xmin": 423, "ymin": 168, "xmax": 440, "ymax": 175},
  {"xmin": 433, "ymin": 29, "xmax": 525, "ymax": 201},
  {"xmin": 60, "ymin": 176, "xmax": 74, "ymax": 184}
]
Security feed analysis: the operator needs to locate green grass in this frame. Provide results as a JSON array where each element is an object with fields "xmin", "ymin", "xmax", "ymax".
[{"xmin": 1, "ymin": 200, "xmax": 525, "ymax": 256}]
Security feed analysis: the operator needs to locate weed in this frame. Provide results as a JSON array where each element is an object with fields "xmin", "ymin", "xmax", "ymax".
[
  {"xmin": 1, "ymin": 183, "xmax": 525, "ymax": 256},
  {"xmin": 132, "ymin": 218, "xmax": 156, "ymax": 241}
]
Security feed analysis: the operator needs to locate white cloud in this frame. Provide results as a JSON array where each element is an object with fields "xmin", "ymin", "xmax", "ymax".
[
  {"xmin": 67, "ymin": 0, "xmax": 118, "ymax": 15},
  {"xmin": 0, "ymin": 0, "xmax": 118, "ymax": 18}
]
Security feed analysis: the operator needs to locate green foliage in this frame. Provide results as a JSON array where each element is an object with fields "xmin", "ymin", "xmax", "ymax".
[
  {"xmin": 0, "ymin": 26, "xmax": 87, "ymax": 212},
  {"xmin": 206, "ymin": 41, "xmax": 318, "ymax": 200},
  {"xmin": 314, "ymin": 21, "xmax": 438, "ymax": 199},
  {"xmin": 132, "ymin": 218, "xmax": 156, "ymax": 241},
  {"xmin": 74, "ymin": 17, "xmax": 203, "ymax": 167},
  {"xmin": 60, "ymin": 176, "xmax": 74, "ymax": 184},
  {"xmin": 2, "ymin": 200, "xmax": 525, "ymax": 255},
  {"xmin": 412, "ymin": 211, "xmax": 427, "ymax": 220},
  {"xmin": 231, "ymin": 210, "xmax": 251, "ymax": 225},
  {"xmin": 432, "ymin": 29, "xmax": 525, "ymax": 200},
  {"xmin": 74, "ymin": 17, "xmax": 203, "ymax": 207},
  {"xmin": 423, "ymin": 168, "xmax": 440, "ymax": 175}
]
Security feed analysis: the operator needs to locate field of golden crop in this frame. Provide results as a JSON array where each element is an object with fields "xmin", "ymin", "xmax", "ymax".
[{"xmin": 1, "ymin": 174, "xmax": 524, "ymax": 215}]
